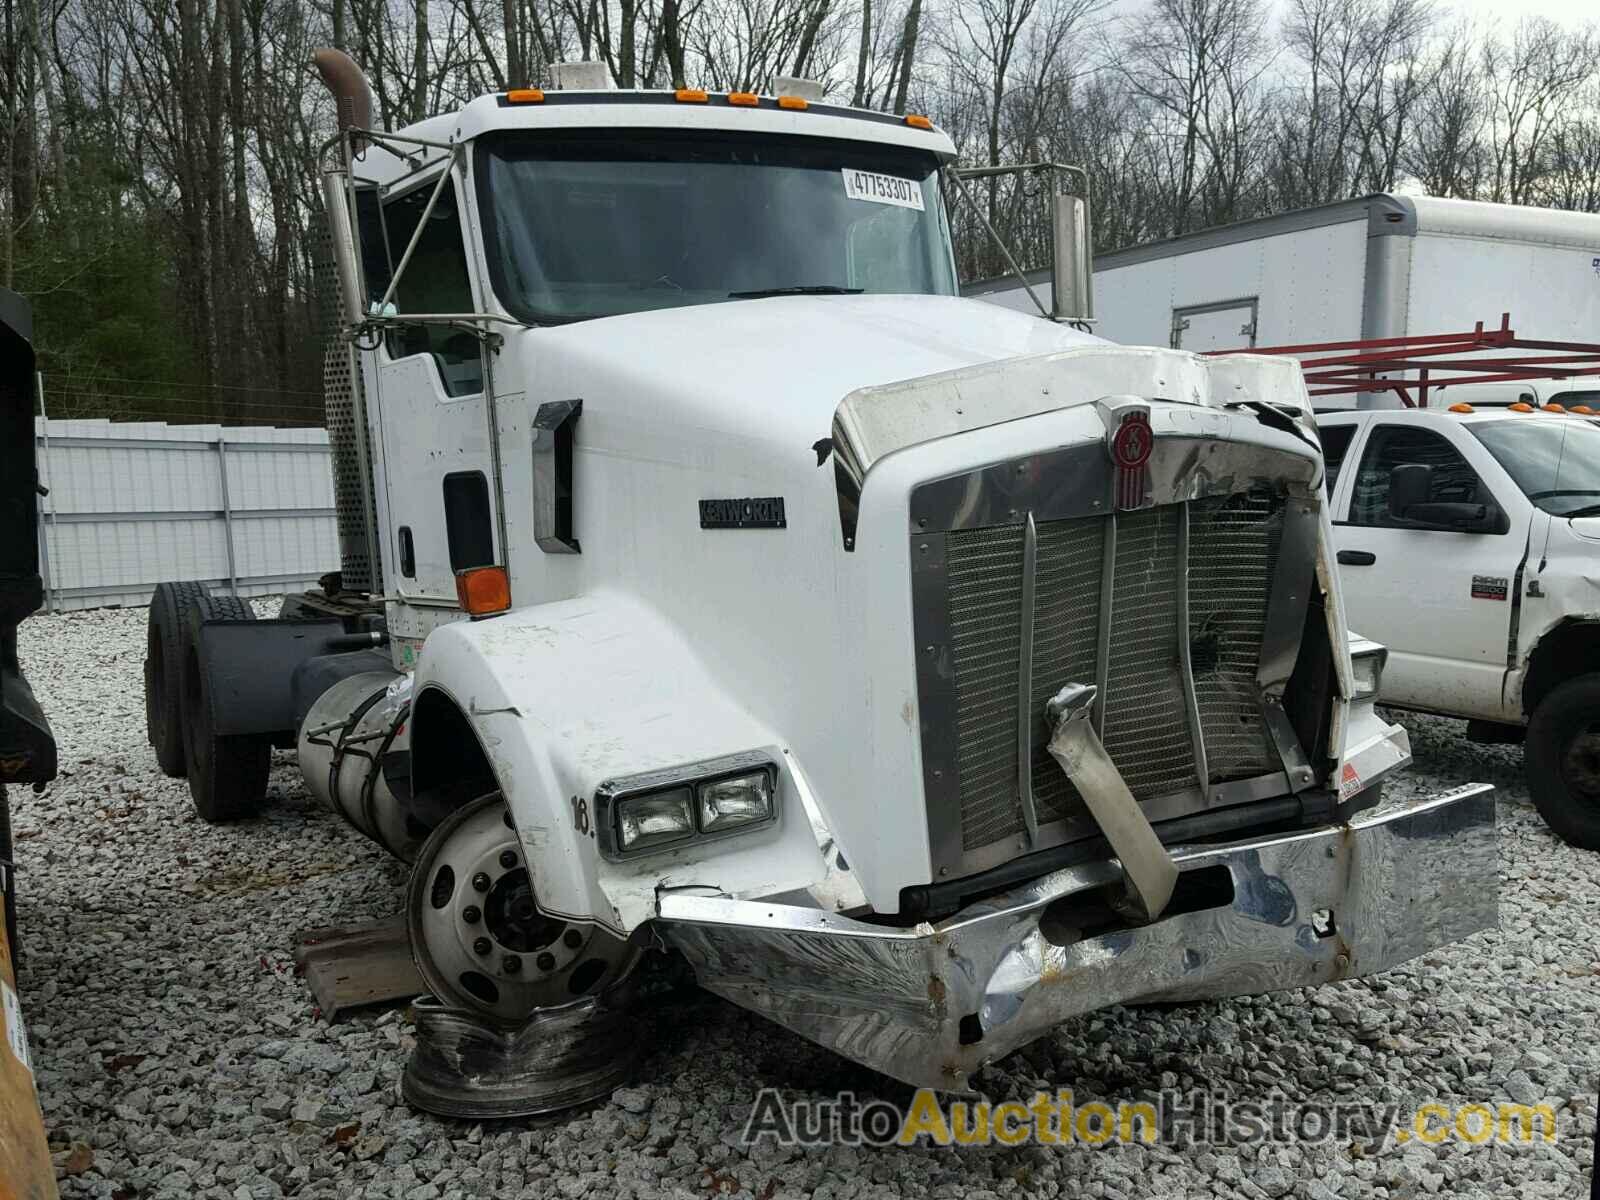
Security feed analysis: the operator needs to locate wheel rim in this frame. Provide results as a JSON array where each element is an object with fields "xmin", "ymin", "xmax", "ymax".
[
  {"xmin": 1558, "ymin": 723, "xmax": 1600, "ymax": 807},
  {"xmin": 406, "ymin": 794, "xmax": 634, "ymax": 1025}
]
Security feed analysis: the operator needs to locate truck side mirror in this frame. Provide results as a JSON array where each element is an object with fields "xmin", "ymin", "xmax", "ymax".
[
  {"xmin": 1050, "ymin": 175, "xmax": 1094, "ymax": 324},
  {"xmin": 1387, "ymin": 463, "xmax": 1433, "ymax": 520}
]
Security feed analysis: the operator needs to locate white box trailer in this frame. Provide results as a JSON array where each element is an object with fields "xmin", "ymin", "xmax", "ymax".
[{"xmin": 965, "ymin": 194, "xmax": 1600, "ymax": 405}]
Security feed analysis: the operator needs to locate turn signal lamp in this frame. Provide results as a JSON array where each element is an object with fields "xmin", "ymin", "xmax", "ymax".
[
  {"xmin": 728, "ymin": 92, "xmax": 759, "ymax": 107},
  {"xmin": 506, "ymin": 88, "xmax": 545, "ymax": 103},
  {"xmin": 905, "ymin": 114, "xmax": 934, "ymax": 130},
  {"xmin": 1508, "ymin": 402, "xmax": 1535, "ymax": 412},
  {"xmin": 1446, "ymin": 403, "xmax": 1473, "ymax": 413},
  {"xmin": 455, "ymin": 566, "xmax": 511, "ymax": 617},
  {"xmin": 776, "ymin": 95, "xmax": 808, "ymax": 111},
  {"xmin": 675, "ymin": 88, "xmax": 708, "ymax": 103}
]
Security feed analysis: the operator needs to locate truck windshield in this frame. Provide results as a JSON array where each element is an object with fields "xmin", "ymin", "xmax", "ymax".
[
  {"xmin": 1469, "ymin": 419, "xmax": 1600, "ymax": 517},
  {"xmin": 478, "ymin": 131, "xmax": 956, "ymax": 323}
]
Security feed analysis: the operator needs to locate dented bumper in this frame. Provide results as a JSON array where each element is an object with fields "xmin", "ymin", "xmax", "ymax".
[{"xmin": 659, "ymin": 785, "xmax": 1497, "ymax": 1090}]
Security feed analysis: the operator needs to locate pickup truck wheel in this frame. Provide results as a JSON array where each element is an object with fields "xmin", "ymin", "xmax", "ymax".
[
  {"xmin": 179, "ymin": 595, "xmax": 270, "ymax": 823},
  {"xmin": 1525, "ymin": 674, "xmax": 1600, "ymax": 850},
  {"xmin": 145, "ymin": 581, "xmax": 212, "ymax": 777}
]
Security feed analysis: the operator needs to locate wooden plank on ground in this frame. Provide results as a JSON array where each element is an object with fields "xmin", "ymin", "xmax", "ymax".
[{"xmin": 295, "ymin": 916, "xmax": 424, "ymax": 1022}]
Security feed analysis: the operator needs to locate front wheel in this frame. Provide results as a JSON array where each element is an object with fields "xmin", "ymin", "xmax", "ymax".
[{"xmin": 1525, "ymin": 674, "xmax": 1600, "ymax": 850}]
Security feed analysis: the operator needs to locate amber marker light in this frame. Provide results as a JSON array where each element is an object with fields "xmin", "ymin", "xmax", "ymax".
[
  {"xmin": 675, "ymin": 88, "xmax": 709, "ymax": 103},
  {"xmin": 728, "ymin": 92, "xmax": 759, "ymax": 107},
  {"xmin": 506, "ymin": 88, "xmax": 545, "ymax": 103},
  {"xmin": 1508, "ymin": 402, "xmax": 1535, "ymax": 412},
  {"xmin": 456, "ymin": 566, "xmax": 511, "ymax": 617},
  {"xmin": 905, "ymin": 114, "xmax": 934, "ymax": 129},
  {"xmin": 776, "ymin": 95, "xmax": 808, "ymax": 110},
  {"xmin": 1447, "ymin": 403, "xmax": 1474, "ymax": 413}
]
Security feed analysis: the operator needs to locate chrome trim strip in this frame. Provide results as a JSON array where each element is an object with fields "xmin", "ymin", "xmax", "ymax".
[
  {"xmin": 1093, "ymin": 513, "xmax": 1116, "ymax": 739},
  {"xmin": 1016, "ymin": 512, "xmax": 1040, "ymax": 846},
  {"xmin": 1176, "ymin": 503, "xmax": 1210, "ymax": 789}
]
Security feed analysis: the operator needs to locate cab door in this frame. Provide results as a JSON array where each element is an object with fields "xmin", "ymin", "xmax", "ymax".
[
  {"xmin": 363, "ymin": 171, "xmax": 497, "ymax": 605},
  {"xmin": 1330, "ymin": 419, "xmax": 1531, "ymax": 719}
]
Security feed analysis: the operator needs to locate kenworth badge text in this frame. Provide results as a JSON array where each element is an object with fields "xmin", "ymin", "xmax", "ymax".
[{"xmin": 139, "ymin": 50, "xmax": 1497, "ymax": 1116}]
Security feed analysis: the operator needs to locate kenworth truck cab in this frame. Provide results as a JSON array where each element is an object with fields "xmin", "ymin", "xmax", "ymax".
[
  {"xmin": 142, "ymin": 51, "xmax": 1496, "ymax": 1116},
  {"xmin": 1321, "ymin": 402, "xmax": 1600, "ymax": 850}
]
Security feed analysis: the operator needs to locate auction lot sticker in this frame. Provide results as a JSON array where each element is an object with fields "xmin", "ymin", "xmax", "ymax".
[
  {"xmin": 2, "ymin": 979, "xmax": 32, "ymax": 1078},
  {"xmin": 842, "ymin": 169, "xmax": 925, "ymax": 210}
]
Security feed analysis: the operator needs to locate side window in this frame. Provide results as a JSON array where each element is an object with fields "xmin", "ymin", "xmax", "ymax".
[
  {"xmin": 1317, "ymin": 424, "xmax": 1356, "ymax": 498},
  {"xmin": 443, "ymin": 472, "xmax": 495, "ymax": 571},
  {"xmin": 1349, "ymin": 427, "xmax": 1484, "ymax": 528},
  {"xmin": 381, "ymin": 178, "xmax": 483, "ymax": 398}
]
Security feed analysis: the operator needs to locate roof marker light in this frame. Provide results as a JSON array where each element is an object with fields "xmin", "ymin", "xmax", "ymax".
[
  {"xmin": 776, "ymin": 95, "xmax": 808, "ymax": 110},
  {"xmin": 675, "ymin": 88, "xmax": 708, "ymax": 103},
  {"xmin": 506, "ymin": 88, "xmax": 545, "ymax": 103},
  {"xmin": 1544, "ymin": 403, "xmax": 1566, "ymax": 413},
  {"xmin": 905, "ymin": 114, "xmax": 934, "ymax": 130},
  {"xmin": 1571, "ymin": 405, "xmax": 1595, "ymax": 415},
  {"xmin": 1446, "ymin": 403, "xmax": 1473, "ymax": 413},
  {"xmin": 728, "ymin": 92, "xmax": 759, "ymax": 107},
  {"xmin": 1508, "ymin": 402, "xmax": 1534, "ymax": 412}
]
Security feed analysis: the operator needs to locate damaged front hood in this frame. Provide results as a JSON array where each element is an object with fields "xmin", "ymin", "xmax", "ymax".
[{"xmin": 522, "ymin": 294, "xmax": 1103, "ymax": 448}]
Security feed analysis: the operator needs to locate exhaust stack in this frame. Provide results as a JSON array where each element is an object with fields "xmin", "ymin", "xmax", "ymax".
[{"xmin": 312, "ymin": 48, "xmax": 375, "ymax": 134}]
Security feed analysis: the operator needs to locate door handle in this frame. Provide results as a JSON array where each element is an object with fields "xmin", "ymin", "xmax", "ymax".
[{"xmin": 1337, "ymin": 550, "xmax": 1376, "ymax": 566}]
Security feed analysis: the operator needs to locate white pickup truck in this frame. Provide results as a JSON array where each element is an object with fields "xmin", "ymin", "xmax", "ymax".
[{"xmin": 1319, "ymin": 403, "xmax": 1600, "ymax": 848}]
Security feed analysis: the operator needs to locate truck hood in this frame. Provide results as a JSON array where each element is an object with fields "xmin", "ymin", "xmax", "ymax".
[{"xmin": 521, "ymin": 294, "xmax": 1103, "ymax": 445}]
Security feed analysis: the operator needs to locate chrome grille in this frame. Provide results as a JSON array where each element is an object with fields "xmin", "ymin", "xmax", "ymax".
[
  {"xmin": 1188, "ymin": 492, "xmax": 1284, "ymax": 779},
  {"xmin": 940, "ymin": 493, "xmax": 1284, "ymax": 856}
]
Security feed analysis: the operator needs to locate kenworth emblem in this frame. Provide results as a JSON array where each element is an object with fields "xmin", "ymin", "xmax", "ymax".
[{"xmin": 1103, "ymin": 403, "xmax": 1154, "ymax": 510}]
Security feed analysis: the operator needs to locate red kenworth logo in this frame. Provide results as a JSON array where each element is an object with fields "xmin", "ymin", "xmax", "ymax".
[{"xmin": 1111, "ymin": 410, "xmax": 1153, "ymax": 469}]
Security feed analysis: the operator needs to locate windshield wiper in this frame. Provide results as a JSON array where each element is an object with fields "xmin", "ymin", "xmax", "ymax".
[{"xmin": 728, "ymin": 285, "xmax": 864, "ymax": 299}]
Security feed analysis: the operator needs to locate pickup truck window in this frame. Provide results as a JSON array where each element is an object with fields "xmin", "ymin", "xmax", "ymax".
[
  {"xmin": 478, "ymin": 131, "xmax": 956, "ymax": 323},
  {"xmin": 1316, "ymin": 424, "xmax": 1355, "ymax": 496},
  {"xmin": 1469, "ymin": 419, "xmax": 1600, "ymax": 517},
  {"xmin": 1349, "ymin": 427, "xmax": 1488, "ymax": 527}
]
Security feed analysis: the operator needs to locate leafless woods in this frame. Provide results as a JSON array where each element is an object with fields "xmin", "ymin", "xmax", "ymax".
[{"xmin": 2, "ymin": 0, "xmax": 1597, "ymax": 421}]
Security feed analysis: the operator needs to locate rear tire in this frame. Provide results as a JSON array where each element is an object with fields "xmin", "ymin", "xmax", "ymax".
[
  {"xmin": 1525, "ymin": 674, "xmax": 1600, "ymax": 851},
  {"xmin": 180, "ymin": 595, "xmax": 270, "ymax": 823},
  {"xmin": 145, "ymin": 581, "xmax": 211, "ymax": 777}
]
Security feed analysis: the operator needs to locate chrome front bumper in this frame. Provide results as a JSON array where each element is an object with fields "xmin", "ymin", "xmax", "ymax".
[{"xmin": 659, "ymin": 785, "xmax": 1497, "ymax": 1090}]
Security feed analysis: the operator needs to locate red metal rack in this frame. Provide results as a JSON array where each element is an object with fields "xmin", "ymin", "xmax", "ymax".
[{"xmin": 1209, "ymin": 313, "xmax": 1600, "ymax": 407}]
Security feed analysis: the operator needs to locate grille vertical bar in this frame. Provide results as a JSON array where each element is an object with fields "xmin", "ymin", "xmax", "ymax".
[
  {"xmin": 1101, "ymin": 506, "xmax": 1198, "ymax": 798},
  {"xmin": 1187, "ymin": 492, "xmax": 1285, "ymax": 780}
]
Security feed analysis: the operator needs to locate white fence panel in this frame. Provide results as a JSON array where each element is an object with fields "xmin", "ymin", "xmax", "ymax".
[{"xmin": 34, "ymin": 418, "xmax": 339, "ymax": 611}]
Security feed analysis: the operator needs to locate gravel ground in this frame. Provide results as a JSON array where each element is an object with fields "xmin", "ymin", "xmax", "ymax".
[{"xmin": 7, "ymin": 603, "xmax": 1597, "ymax": 1199}]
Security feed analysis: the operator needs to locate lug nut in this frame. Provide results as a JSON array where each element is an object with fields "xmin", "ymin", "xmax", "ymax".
[
  {"xmin": 499, "ymin": 849, "xmax": 518, "ymax": 868},
  {"xmin": 471, "ymin": 872, "xmax": 490, "ymax": 892},
  {"xmin": 536, "ymin": 953, "xmax": 556, "ymax": 972},
  {"xmin": 462, "ymin": 906, "xmax": 481, "ymax": 925},
  {"xmin": 502, "ymin": 955, "xmax": 522, "ymax": 974},
  {"xmin": 472, "ymin": 937, "xmax": 491, "ymax": 956},
  {"xmin": 562, "ymin": 929, "xmax": 583, "ymax": 949}
]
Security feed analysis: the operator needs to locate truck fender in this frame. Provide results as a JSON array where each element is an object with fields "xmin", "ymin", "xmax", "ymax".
[{"xmin": 412, "ymin": 593, "xmax": 832, "ymax": 935}]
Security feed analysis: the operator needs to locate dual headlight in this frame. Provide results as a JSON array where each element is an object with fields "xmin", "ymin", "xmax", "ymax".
[{"xmin": 608, "ymin": 763, "xmax": 776, "ymax": 855}]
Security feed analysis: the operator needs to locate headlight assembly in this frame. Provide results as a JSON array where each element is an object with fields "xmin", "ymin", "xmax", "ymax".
[
  {"xmin": 597, "ymin": 755, "xmax": 779, "ymax": 858},
  {"xmin": 1348, "ymin": 637, "xmax": 1387, "ymax": 702}
]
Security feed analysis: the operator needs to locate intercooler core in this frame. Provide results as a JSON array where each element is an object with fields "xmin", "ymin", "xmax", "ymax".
[{"xmin": 914, "ymin": 470, "xmax": 1300, "ymax": 880}]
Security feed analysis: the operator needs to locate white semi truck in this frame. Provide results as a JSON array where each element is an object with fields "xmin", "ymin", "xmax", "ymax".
[{"xmin": 141, "ymin": 52, "xmax": 1497, "ymax": 1116}]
